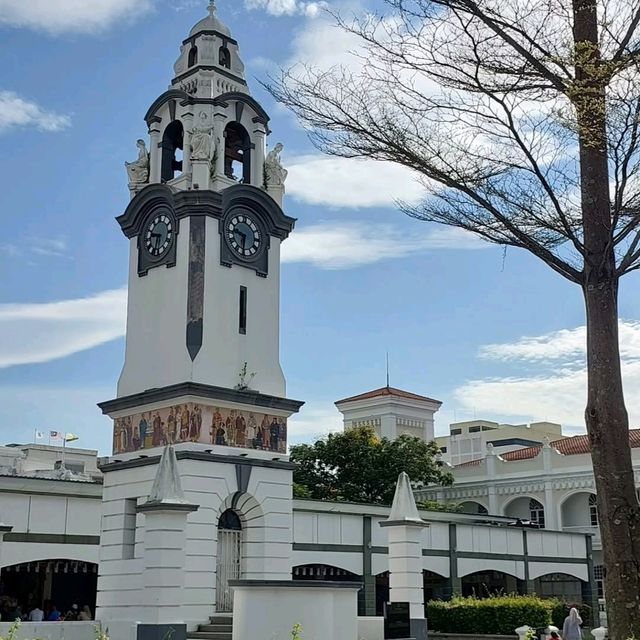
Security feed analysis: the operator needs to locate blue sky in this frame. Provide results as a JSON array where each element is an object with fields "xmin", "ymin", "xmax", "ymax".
[{"xmin": 1, "ymin": 0, "xmax": 640, "ymax": 455}]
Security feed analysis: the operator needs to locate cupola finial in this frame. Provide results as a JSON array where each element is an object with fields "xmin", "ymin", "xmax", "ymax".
[{"xmin": 208, "ymin": 0, "xmax": 217, "ymax": 17}]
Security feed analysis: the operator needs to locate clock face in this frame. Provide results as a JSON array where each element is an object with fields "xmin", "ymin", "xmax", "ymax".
[
  {"xmin": 226, "ymin": 213, "xmax": 262, "ymax": 258},
  {"xmin": 144, "ymin": 214, "xmax": 173, "ymax": 257}
]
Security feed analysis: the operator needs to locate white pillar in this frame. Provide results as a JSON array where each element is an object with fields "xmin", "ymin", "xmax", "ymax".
[
  {"xmin": 380, "ymin": 472, "xmax": 428, "ymax": 640},
  {"xmin": 251, "ymin": 126, "xmax": 266, "ymax": 187},
  {"xmin": 136, "ymin": 446, "xmax": 199, "ymax": 639},
  {"xmin": 138, "ymin": 507, "xmax": 195, "ymax": 624},
  {"xmin": 149, "ymin": 124, "xmax": 162, "ymax": 184}
]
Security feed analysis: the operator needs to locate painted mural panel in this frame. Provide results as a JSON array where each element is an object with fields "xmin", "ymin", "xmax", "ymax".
[{"xmin": 113, "ymin": 403, "xmax": 287, "ymax": 454}]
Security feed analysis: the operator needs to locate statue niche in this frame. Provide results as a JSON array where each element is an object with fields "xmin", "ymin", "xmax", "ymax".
[
  {"xmin": 161, "ymin": 120, "xmax": 184, "ymax": 183},
  {"xmin": 224, "ymin": 122, "xmax": 251, "ymax": 184}
]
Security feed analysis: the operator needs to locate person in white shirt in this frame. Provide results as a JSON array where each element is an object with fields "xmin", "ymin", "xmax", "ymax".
[{"xmin": 28, "ymin": 607, "xmax": 44, "ymax": 622}]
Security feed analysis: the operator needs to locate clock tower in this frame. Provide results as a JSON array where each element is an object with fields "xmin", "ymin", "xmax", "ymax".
[{"xmin": 96, "ymin": 4, "xmax": 303, "ymax": 635}]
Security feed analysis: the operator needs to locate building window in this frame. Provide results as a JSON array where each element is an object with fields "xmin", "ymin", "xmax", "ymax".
[
  {"xmin": 239, "ymin": 286, "xmax": 247, "ymax": 334},
  {"xmin": 589, "ymin": 494, "xmax": 599, "ymax": 526},
  {"xmin": 188, "ymin": 45, "xmax": 198, "ymax": 67},
  {"xmin": 219, "ymin": 46, "xmax": 231, "ymax": 69},
  {"xmin": 469, "ymin": 426, "xmax": 481, "ymax": 433},
  {"xmin": 451, "ymin": 428, "xmax": 462, "ymax": 436},
  {"xmin": 122, "ymin": 498, "xmax": 137, "ymax": 560},
  {"xmin": 594, "ymin": 564, "xmax": 605, "ymax": 598},
  {"xmin": 439, "ymin": 447, "xmax": 447, "ymax": 454},
  {"xmin": 224, "ymin": 122, "xmax": 251, "ymax": 183},
  {"xmin": 529, "ymin": 499, "xmax": 545, "ymax": 528},
  {"xmin": 161, "ymin": 120, "xmax": 184, "ymax": 182},
  {"xmin": 481, "ymin": 426, "xmax": 496, "ymax": 431}
]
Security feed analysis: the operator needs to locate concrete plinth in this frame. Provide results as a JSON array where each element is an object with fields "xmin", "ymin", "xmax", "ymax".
[{"xmin": 230, "ymin": 580, "xmax": 361, "ymax": 640}]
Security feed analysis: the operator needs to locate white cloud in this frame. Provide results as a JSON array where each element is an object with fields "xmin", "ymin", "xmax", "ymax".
[
  {"xmin": 0, "ymin": 0, "xmax": 153, "ymax": 34},
  {"xmin": 288, "ymin": 403, "xmax": 343, "ymax": 444},
  {"xmin": 0, "ymin": 288, "xmax": 127, "ymax": 369},
  {"xmin": 281, "ymin": 221, "xmax": 487, "ymax": 269},
  {"xmin": 245, "ymin": 0, "xmax": 325, "ymax": 18},
  {"xmin": 287, "ymin": 154, "xmax": 427, "ymax": 208},
  {"xmin": 455, "ymin": 321, "xmax": 640, "ymax": 428},
  {"xmin": 0, "ymin": 91, "xmax": 71, "ymax": 133}
]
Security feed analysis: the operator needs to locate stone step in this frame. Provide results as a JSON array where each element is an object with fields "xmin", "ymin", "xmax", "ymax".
[
  {"xmin": 187, "ymin": 632, "xmax": 232, "ymax": 640},
  {"xmin": 209, "ymin": 616, "xmax": 233, "ymax": 624},
  {"xmin": 198, "ymin": 624, "xmax": 233, "ymax": 632}
]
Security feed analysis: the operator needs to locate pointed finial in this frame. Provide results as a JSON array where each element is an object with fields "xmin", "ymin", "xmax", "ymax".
[
  {"xmin": 139, "ymin": 445, "xmax": 197, "ymax": 513},
  {"xmin": 385, "ymin": 472, "xmax": 425, "ymax": 524},
  {"xmin": 208, "ymin": 0, "xmax": 217, "ymax": 17}
]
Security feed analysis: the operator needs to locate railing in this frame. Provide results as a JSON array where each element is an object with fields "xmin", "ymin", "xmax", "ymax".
[{"xmin": 562, "ymin": 525, "xmax": 601, "ymax": 547}]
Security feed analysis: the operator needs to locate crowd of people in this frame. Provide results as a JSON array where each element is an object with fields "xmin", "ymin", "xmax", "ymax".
[{"xmin": 0, "ymin": 598, "xmax": 92, "ymax": 622}]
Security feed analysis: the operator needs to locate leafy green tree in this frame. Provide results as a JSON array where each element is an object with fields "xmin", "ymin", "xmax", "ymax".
[{"xmin": 290, "ymin": 426, "xmax": 452, "ymax": 504}]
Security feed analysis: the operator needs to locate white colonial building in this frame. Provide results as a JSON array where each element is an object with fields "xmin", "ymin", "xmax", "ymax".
[{"xmin": 417, "ymin": 431, "xmax": 640, "ymax": 602}]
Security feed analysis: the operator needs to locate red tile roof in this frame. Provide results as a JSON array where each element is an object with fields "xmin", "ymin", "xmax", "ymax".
[
  {"xmin": 498, "ymin": 429, "xmax": 640, "ymax": 462},
  {"xmin": 335, "ymin": 386, "xmax": 442, "ymax": 406}
]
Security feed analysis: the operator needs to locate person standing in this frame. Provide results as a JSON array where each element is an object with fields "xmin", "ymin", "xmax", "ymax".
[
  {"xmin": 46, "ymin": 604, "xmax": 61, "ymax": 621},
  {"xmin": 28, "ymin": 605, "xmax": 44, "ymax": 621},
  {"xmin": 562, "ymin": 607, "xmax": 582, "ymax": 640},
  {"xmin": 78, "ymin": 605, "xmax": 92, "ymax": 621}
]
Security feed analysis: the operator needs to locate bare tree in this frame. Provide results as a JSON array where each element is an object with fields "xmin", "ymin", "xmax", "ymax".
[{"xmin": 267, "ymin": 0, "xmax": 640, "ymax": 636}]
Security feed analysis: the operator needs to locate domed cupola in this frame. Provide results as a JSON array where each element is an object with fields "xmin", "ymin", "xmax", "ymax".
[
  {"xmin": 189, "ymin": 0, "xmax": 232, "ymax": 37},
  {"xmin": 172, "ymin": 1, "xmax": 247, "ymax": 98}
]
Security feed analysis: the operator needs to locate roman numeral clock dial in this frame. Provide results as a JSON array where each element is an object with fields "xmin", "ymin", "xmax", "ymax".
[
  {"xmin": 144, "ymin": 214, "xmax": 173, "ymax": 257},
  {"xmin": 227, "ymin": 214, "xmax": 262, "ymax": 258}
]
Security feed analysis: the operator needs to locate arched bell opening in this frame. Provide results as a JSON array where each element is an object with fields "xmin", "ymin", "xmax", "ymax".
[
  {"xmin": 219, "ymin": 46, "xmax": 231, "ymax": 69},
  {"xmin": 215, "ymin": 508, "xmax": 242, "ymax": 613},
  {"xmin": 188, "ymin": 45, "xmax": 198, "ymax": 67},
  {"xmin": 224, "ymin": 122, "xmax": 251, "ymax": 184},
  {"xmin": 161, "ymin": 120, "xmax": 184, "ymax": 183}
]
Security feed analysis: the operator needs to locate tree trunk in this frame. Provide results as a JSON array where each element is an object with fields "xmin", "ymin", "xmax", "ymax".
[
  {"xmin": 583, "ymin": 283, "xmax": 640, "ymax": 638},
  {"xmin": 574, "ymin": 1, "xmax": 640, "ymax": 636}
]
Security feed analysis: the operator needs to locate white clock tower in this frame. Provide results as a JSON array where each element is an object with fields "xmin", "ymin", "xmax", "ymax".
[{"xmin": 96, "ymin": 5, "xmax": 303, "ymax": 638}]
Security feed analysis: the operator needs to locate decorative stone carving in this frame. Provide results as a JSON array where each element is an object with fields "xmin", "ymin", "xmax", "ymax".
[
  {"xmin": 125, "ymin": 139, "xmax": 149, "ymax": 186},
  {"xmin": 190, "ymin": 126, "xmax": 215, "ymax": 161},
  {"xmin": 264, "ymin": 142, "xmax": 288, "ymax": 186}
]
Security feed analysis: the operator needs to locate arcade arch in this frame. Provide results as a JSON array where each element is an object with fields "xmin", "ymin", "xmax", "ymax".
[{"xmin": 504, "ymin": 496, "xmax": 546, "ymax": 528}]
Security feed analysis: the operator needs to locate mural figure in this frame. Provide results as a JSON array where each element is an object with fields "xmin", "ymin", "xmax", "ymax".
[{"xmin": 167, "ymin": 408, "xmax": 177, "ymax": 444}]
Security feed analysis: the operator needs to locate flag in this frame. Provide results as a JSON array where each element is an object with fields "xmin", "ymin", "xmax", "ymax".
[
  {"xmin": 65, "ymin": 433, "xmax": 79, "ymax": 443},
  {"xmin": 35, "ymin": 431, "xmax": 44, "ymax": 440},
  {"xmin": 50, "ymin": 431, "xmax": 63, "ymax": 441}
]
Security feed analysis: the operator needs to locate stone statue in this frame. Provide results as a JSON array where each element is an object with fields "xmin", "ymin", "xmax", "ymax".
[
  {"xmin": 264, "ymin": 142, "xmax": 288, "ymax": 186},
  {"xmin": 125, "ymin": 139, "xmax": 150, "ymax": 185},
  {"xmin": 190, "ymin": 126, "xmax": 214, "ymax": 161}
]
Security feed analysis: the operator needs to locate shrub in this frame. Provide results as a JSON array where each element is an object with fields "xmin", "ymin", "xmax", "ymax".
[{"xmin": 427, "ymin": 594, "xmax": 562, "ymax": 635}]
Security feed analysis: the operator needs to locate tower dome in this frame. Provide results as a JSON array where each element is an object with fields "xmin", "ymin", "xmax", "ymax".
[{"xmin": 189, "ymin": 1, "xmax": 231, "ymax": 38}]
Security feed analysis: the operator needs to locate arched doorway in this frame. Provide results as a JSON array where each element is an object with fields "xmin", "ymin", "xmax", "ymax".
[
  {"xmin": 224, "ymin": 122, "xmax": 251, "ymax": 184},
  {"xmin": 504, "ymin": 496, "xmax": 546, "ymax": 528},
  {"xmin": 215, "ymin": 509, "xmax": 242, "ymax": 612}
]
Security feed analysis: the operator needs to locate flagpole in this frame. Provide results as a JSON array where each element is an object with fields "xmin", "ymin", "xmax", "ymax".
[
  {"xmin": 62, "ymin": 436, "xmax": 66, "ymax": 469},
  {"xmin": 33, "ymin": 429, "xmax": 37, "ymax": 444}
]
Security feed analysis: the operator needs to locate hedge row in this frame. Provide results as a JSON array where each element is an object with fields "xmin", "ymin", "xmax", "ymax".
[{"xmin": 427, "ymin": 594, "xmax": 562, "ymax": 635}]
